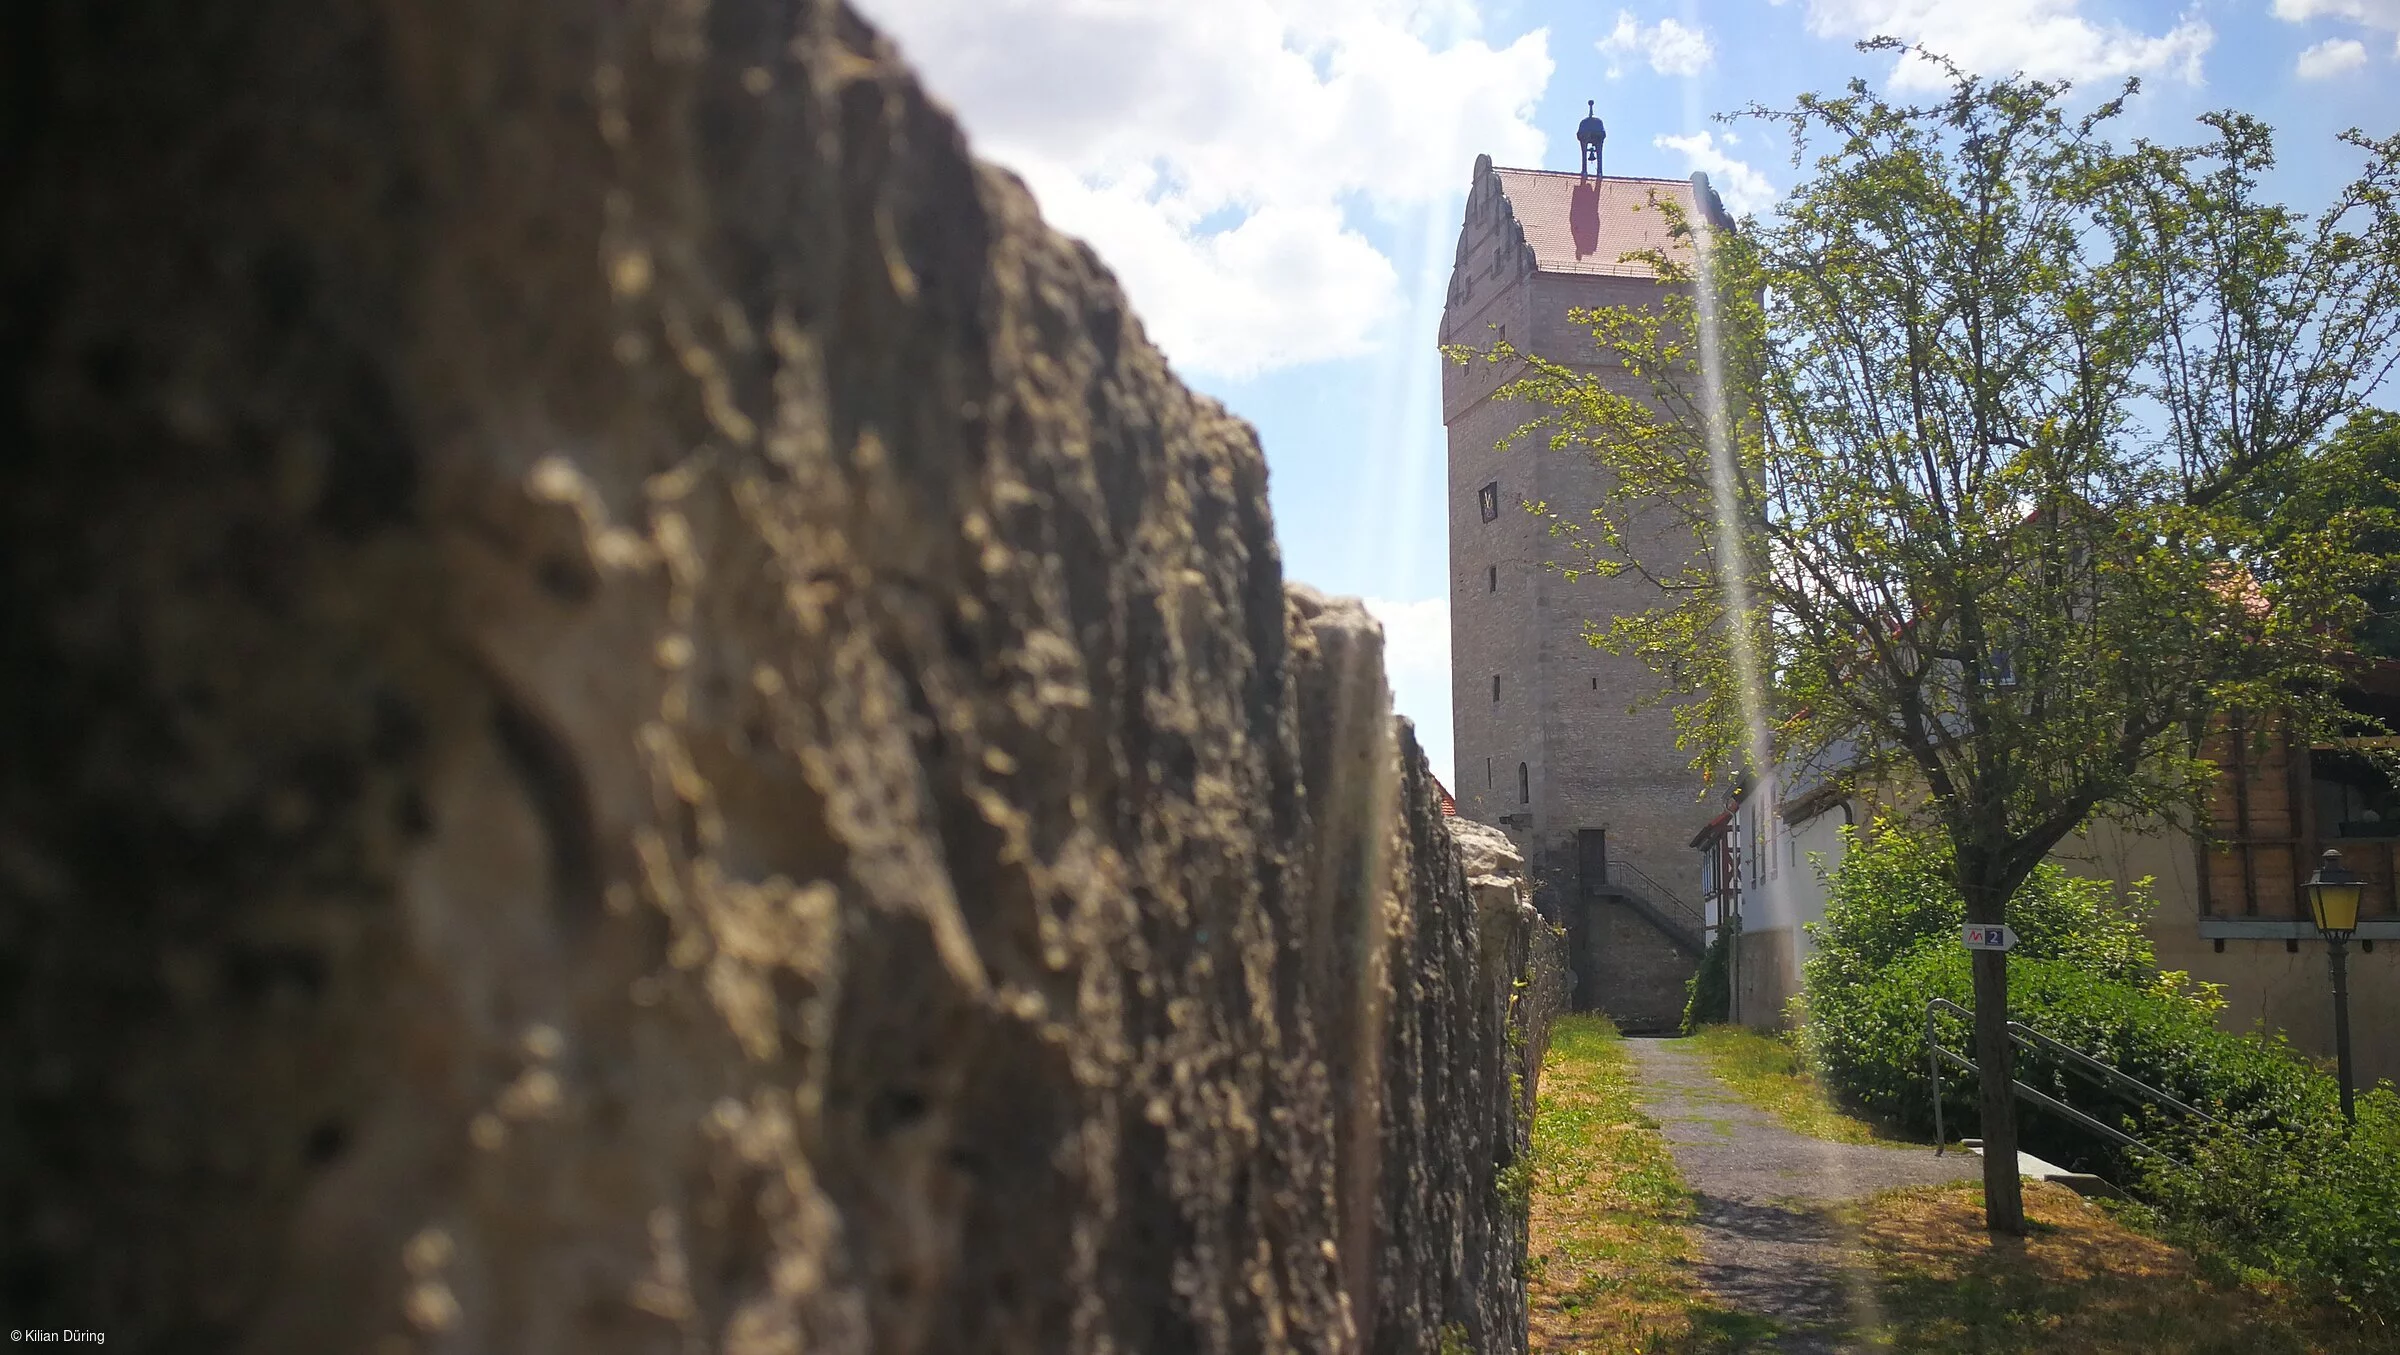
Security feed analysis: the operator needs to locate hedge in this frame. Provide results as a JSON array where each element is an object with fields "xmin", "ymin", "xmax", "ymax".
[
  {"xmin": 2139, "ymin": 1088, "xmax": 2400, "ymax": 1331},
  {"xmin": 1801, "ymin": 942, "xmax": 2339, "ymax": 1175},
  {"xmin": 1804, "ymin": 821, "xmax": 2159, "ymax": 992},
  {"xmin": 1680, "ymin": 931, "xmax": 1731, "ymax": 1033},
  {"xmin": 1798, "ymin": 821, "xmax": 2396, "ymax": 1328}
]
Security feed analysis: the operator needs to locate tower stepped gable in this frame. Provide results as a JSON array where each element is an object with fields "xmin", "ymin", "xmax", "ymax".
[
  {"xmin": 1449, "ymin": 154, "xmax": 1540, "ymax": 308},
  {"xmin": 1442, "ymin": 133, "xmax": 1726, "ymax": 1031},
  {"xmin": 1445, "ymin": 160, "xmax": 1733, "ymax": 335}
]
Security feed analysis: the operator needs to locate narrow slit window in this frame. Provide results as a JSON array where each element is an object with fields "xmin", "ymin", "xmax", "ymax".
[
  {"xmin": 1488, "ymin": 565, "xmax": 1497, "ymax": 592},
  {"xmin": 1518, "ymin": 762, "xmax": 1530, "ymax": 804},
  {"xmin": 1492, "ymin": 674, "xmax": 1501, "ymax": 704},
  {"xmin": 1485, "ymin": 757, "xmax": 1492, "ymax": 788}
]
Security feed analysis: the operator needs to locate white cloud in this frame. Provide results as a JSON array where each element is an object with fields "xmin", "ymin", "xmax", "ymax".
[
  {"xmin": 1361, "ymin": 596, "xmax": 1454, "ymax": 782},
  {"xmin": 2274, "ymin": 0, "xmax": 2400, "ymax": 57},
  {"xmin": 2296, "ymin": 36, "xmax": 2372, "ymax": 76},
  {"xmin": 2274, "ymin": 0, "xmax": 2400, "ymax": 25},
  {"xmin": 1596, "ymin": 11, "xmax": 1717, "ymax": 78},
  {"xmin": 1798, "ymin": 0, "xmax": 2213, "ymax": 90},
  {"xmin": 1654, "ymin": 132, "xmax": 1777, "ymax": 217},
  {"xmin": 852, "ymin": 0, "xmax": 1554, "ymax": 379}
]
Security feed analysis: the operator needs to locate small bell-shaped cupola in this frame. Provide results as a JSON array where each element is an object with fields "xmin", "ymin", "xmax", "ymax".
[{"xmin": 1577, "ymin": 101, "xmax": 1607, "ymax": 180}]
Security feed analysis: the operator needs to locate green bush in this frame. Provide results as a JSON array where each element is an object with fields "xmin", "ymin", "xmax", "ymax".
[
  {"xmin": 1800, "ymin": 818, "xmax": 2262, "ymax": 1165},
  {"xmin": 1681, "ymin": 931, "xmax": 1730, "ymax": 1033},
  {"xmin": 1802, "ymin": 944, "xmax": 2336, "ymax": 1168},
  {"xmin": 2139, "ymin": 1088, "xmax": 2400, "ymax": 1332},
  {"xmin": 1799, "ymin": 820, "xmax": 2399, "ymax": 1329},
  {"xmin": 1805, "ymin": 819, "xmax": 2164, "ymax": 992}
]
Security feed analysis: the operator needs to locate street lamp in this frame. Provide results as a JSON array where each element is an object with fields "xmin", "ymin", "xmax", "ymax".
[{"xmin": 2304, "ymin": 848, "xmax": 2365, "ymax": 1124}]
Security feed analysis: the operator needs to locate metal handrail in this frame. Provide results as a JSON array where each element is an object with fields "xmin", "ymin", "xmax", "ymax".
[
  {"xmin": 1598, "ymin": 859, "xmax": 1704, "ymax": 929},
  {"xmin": 2004, "ymin": 1018, "xmax": 2232, "ymax": 1135},
  {"xmin": 1927, "ymin": 1043, "xmax": 2164, "ymax": 1163},
  {"xmin": 1923, "ymin": 997, "xmax": 2211, "ymax": 1171}
]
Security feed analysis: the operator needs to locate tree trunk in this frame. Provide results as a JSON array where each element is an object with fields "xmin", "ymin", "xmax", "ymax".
[
  {"xmin": 1969, "ymin": 945, "xmax": 2025, "ymax": 1234},
  {"xmin": 1956, "ymin": 843, "xmax": 2028, "ymax": 1238}
]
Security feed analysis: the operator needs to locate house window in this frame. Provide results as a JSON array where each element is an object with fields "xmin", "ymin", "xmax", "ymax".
[
  {"xmin": 1479, "ymin": 482, "xmax": 1500, "ymax": 522},
  {"xmin": 2315, "ymin": 749, "xmax": 2400, "ymax": 841},
  {"xmin": 1988, "ymin": 648, "xmax": 2019, "ymax": 689},
  {"xmin": 1492, "ymin": 674, "xmax": 1501, "ymax": 704},
  {"xmin": 1756, "ymin": 801, "xmax": 1776, "ymax": 887},
  {"xmin": 1518, "ymin": 762, "xmax": 1530, "ymax": 805},
  {"xmin": 1488, "ymin": 565, "xmax": 1497, "ymax": 592},
  {"xmin": 1486, "ymin": 757, "xmax": 1492, "ymax": 788},
  {"xmin": 1591, "ymin": 677, "xmax": 1598, "ymax": 690}
]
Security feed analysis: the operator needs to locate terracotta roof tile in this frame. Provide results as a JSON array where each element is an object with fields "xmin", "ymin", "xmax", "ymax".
[{"xmin": 1491, "ymin": 167, "xmax": 1724, "ymax": 278}]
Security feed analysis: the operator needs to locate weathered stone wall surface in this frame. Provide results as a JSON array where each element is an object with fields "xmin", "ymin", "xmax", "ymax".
[
  {"xmin": 0, "ymin": 2, "xmax": 1558, "ymax": 1351},
  {"xmin": 1587, "ymin": 905, "xmax": 1701, "ymax": 1034}
]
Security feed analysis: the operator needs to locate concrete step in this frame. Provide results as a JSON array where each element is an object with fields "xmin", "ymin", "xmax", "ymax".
[{"xmin": 1959, "ymin": 1140, "xmax": 2122, "ymax": 1198}]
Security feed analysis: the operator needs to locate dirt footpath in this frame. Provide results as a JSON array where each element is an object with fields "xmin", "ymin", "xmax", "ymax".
[{"xmin": 1622, "ymin": 1037, "xmax": 1981, "ymax": 1352}]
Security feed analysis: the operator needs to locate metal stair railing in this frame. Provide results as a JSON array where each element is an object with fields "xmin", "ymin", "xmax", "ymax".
[
  {"xmin": 1593, "ymin": 860, "xmax": 1706, "ymax": 950},
  {"xmin": 1598, "ymin": 859, "xmax": 1705, "ymax": 929},
  {"xmin": 1923, "ymin": 997, "xmax": 2246, "ymax": 1171}
]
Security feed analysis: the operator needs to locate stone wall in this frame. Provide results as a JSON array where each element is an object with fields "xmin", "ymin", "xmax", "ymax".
[
  {"xmin": 1730, "ymin": 927, "xmax": 1804, "ymax": 1033},
  {"xmin": 0, "ymin": 1, "xmax": 1561, "ymax": 1351},
  {"xmin": 1586, "ymin": 906, "xmax": 1701, "ymax": 1035}
]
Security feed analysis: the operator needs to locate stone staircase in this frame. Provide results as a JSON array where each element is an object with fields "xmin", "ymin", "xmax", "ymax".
[{"xmin": 1589, "ymin": 858, "xmax": 1706, "ymax": 953}]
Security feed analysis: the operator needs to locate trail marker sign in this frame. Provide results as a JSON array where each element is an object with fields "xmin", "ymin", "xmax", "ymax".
[{"xmin": 1962, "ymin": 923, "xmax": 2019, "ymax": 952}]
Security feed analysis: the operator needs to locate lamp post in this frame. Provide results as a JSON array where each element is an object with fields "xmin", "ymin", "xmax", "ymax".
[{"xmin": 2303, "ymin": 848, "xmax": 2365, "ymax": 1124}]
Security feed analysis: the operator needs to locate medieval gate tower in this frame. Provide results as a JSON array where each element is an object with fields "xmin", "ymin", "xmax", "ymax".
[{"xmin": 1441, "ymin": 107, "xmax": 1731, "ymax": 1031}]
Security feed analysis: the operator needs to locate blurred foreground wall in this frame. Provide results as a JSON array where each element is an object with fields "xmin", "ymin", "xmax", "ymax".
[{"xmin": 0, "ymin": 2, "xmax": 1564, "ymax": 1351}]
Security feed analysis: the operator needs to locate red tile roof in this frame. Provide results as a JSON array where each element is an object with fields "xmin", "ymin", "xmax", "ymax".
[
  {"xmin": 1429, "ymin": 774, "xmax": 1458, "ymax": 817},
  {"xmin": 1488, "ymin": 166, "xmax": 1728, "ymax": 278}
]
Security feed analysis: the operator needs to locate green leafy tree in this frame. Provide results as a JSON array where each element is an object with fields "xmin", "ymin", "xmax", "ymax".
[
  {"xmin": 1454, "ymin": 45, "xmax": 2400, "ymax": 1232},
  {"xmin": 2228, "ymin": 408, "xmax": 2400, "ymax": 661}
]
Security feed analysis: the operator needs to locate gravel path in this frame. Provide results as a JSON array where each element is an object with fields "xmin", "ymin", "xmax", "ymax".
[{"xmin": 1622, "ymin": 1036, "xmax": 1980, "ymax": 1352}]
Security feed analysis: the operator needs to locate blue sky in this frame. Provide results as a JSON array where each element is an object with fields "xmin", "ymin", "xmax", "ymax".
[{"xmin": 853, "ymin": 0, "xmax": 2398, "ymax": 783}]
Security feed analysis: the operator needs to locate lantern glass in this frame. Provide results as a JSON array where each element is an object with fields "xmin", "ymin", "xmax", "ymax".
[{"xmin": 2306, "ymin": 850, "xmax": 2365, "ymax": 936}]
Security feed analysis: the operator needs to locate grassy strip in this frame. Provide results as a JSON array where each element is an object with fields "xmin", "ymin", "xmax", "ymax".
[
  {"xmin": 1535, "ymin": 1020, "xmax": 2373, "ymax": 1350},
  {"xmin": 1849, "ymin": 1180, "xmax": 2384, "ymax": 1353},
  {"xmin": 1682, "ymin": 1024, "xmax": 1898, "ymax": 1146},
  {"xmin": 1527, "ymin": 1015, "xmax": 1774, "ymax": 1352}
]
